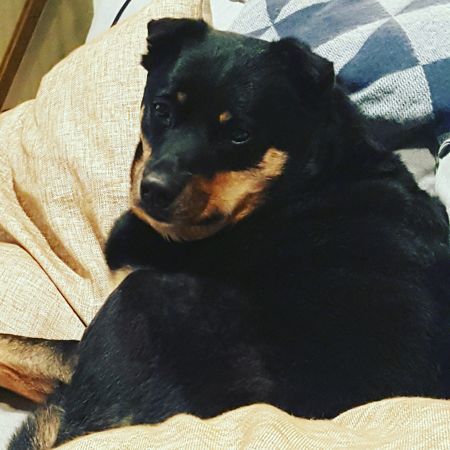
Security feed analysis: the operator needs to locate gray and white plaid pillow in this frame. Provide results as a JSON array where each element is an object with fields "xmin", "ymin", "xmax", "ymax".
[{"xmin": 230, "ymin": 0, "xmax": 450, "ymax": 152}]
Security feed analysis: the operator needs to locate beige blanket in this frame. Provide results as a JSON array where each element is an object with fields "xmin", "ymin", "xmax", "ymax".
[
  {"xmin": 57, "ymin": 399, "xmax": 450, "ymax": 450},
  {"xmin": 0, "ymin": 0, "xmax": 449, "ymax": 448}
]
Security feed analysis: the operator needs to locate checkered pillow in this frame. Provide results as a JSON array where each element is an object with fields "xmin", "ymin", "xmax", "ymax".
[{"xmin": 230, "ymin": 0, "xmax": 450, "ymax": 152}]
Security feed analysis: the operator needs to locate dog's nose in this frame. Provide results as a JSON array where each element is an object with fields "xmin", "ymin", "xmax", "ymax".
[{"xmin": 140, "ymin": 172, "xmax": 180, "ymax": 211}]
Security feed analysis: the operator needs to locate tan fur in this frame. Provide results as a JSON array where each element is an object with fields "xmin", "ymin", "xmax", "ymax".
[
  {"xmin": 219, "ymin": 111, "xmax": 232, "ymax": 123},
  {"xmin": 130, "ymin": 148, "xmax": 288, "ymax": 241},
  {"xmin": 176, "ymin": 91, "xmax": 187, "ymax": 104},
  {"xmin": 109, "ymin": 266, "xmax": 134, "ymax": 293},
  {"xmin": 30, "ymin": 404, "xmax": 63, "ymax": 449},
  {"xmin": 130, "ymin": 137, "xmax": 152, "ymax": 204},
  {"xmin": 117, "ymin": 414, "xmax": 134, "ymax": 427},
  {"xmin": 197, "ymin": 148, "xmax": 288, "ymax": 223},
  {"xmin": 0, "ymin": 334, "xmax": 76, "ymax": 403},
  {"xmin": 131, "ymin": 205, "xmax": 226, "ymax": 242}
]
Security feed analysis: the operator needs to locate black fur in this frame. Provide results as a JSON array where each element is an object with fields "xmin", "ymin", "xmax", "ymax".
[{"xmin": 10, "ymin": 19, "xmax": 450, "ymax": 448}]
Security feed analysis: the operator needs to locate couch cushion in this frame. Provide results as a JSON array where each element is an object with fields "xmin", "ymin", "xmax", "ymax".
[
  {"xmin": 0, "ymin": 0, "xmax": 211, "ymax": 339},
  {"xmin": 57, "ymin": 398, "xmax": 450, "ymax": 450}
]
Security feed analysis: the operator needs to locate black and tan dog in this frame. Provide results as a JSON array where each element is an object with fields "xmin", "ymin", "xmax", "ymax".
[{"xmin": 3, "ymin": 18, "xmax": 450, "ymax": 448}]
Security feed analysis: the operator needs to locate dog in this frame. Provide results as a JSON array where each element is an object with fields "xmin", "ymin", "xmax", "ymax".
[{"xmin": 3, "ymin": 18, "xmax": 450, "ymax": 448}]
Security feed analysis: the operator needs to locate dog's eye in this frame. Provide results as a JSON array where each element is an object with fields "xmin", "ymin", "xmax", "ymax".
[
  {"xmin": 152, "ymin": 102, "xmax": 171, "ymax": 125},
  {"xmin": 231, "ymin": 128, "xmax": 251, "ymax": 145}
]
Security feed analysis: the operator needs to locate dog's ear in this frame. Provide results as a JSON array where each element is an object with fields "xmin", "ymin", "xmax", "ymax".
[
  {"xmin": 141, "ymin": 19, "xmax": 209, "ymax": 71},
  {"xmin": 271, "ymin": 38, "xmax": 335, "ymax": 99}
]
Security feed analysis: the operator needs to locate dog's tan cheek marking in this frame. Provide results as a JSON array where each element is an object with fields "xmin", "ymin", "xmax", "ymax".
[
  {"xmin": 200, "ymin": 148, "xmax": 288, "ymax": 223},
  {"xmin": 259, "ymin": 147, "xmax": 288, "ymax": 178},
  {"xmin": 219, "ymin": 111, "xmax": 232, "ymax": 123},
  {"xmin": 130, "ymin": 137, "xmax": 152, "ymax": 205},
  {"xmin": 131, "ymin": 205, "xmax": 153, "ymax": 226},
  {"xmin": 142, "ymin": 137, "xmax": 152, "ymax": 160}
]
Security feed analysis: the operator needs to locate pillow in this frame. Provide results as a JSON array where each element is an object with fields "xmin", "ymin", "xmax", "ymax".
[
  {"xmin": 86, "ymin": 0, "xmax": 154, "ymax": 42},
  {"xmin": 57, "ymin": 398, "xmax": 450, "ymax": 450},
  {"xmin": 86, "ymin": 0, "xmax": 244, "ymax": 43},
  {"xmin": 230, "ymin": 0, "xmax": 450, "ymax": 152},
  {"xmin": 210, "ymin": 0, "xmax": 246, "ymax": 30},
  {"xmin": 0, "ymin": 0, "xmax": 211, "ymax": 339}
]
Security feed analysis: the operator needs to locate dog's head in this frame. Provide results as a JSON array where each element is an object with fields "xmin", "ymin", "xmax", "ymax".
[{"xmin": 131, "ymin": 19, "xmax": 334, "ymax": 241}]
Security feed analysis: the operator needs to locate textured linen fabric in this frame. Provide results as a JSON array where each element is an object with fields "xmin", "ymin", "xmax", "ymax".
[
  {"xmin": 86, "ymin": 0, "xmax": 244, "ymax": 43},
  {"xmin": 2, "ymin": 2, "xmax": 450, "ymax": 449},
  {"xmin": 229, "ymin": 0, "xmax": 450, "ymax": 151},
  {"xmin": 56, "ymin": 398, "xmax": 450, "ymax": 449},
  {"xmin": 0, "ymin": 0, "xmax": 212, "ymax": 340},
  {"xmin": 86, "ymin": 0, "xmax": 153, "ymax": 42}
]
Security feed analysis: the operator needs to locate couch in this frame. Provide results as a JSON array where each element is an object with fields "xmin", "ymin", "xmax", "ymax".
[{"xmin": 0, "ymin": 0, "xmax": 449, "ymax": 448}]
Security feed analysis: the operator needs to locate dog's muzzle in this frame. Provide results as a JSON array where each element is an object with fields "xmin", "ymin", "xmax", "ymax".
[{"xmin": 140, "ymin": 170, "xmax": 188, "ymax": 222}]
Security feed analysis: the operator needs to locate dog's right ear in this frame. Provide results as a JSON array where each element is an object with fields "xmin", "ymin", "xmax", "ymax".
[
  {"xmin": 141, "ymin": 19, "xmax": 209, "ymax": 71},
  {"xmin": 270, "ymin": 37, "xmax": 335, "ymax": 101}
]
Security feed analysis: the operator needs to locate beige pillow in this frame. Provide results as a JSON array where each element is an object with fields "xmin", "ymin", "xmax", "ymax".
[
  {"xmin": 0, "ymin": 0, "xmax": 211, "ymax": 339},
  {"xmin": 57, "ymin": 398, "xmax": 450, "ymax": 450}
]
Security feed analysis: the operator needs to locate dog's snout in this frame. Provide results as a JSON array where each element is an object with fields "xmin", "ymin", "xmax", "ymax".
[{"xmin": 140, "ymin": 172, "xmax": 181, "ymax": 213}]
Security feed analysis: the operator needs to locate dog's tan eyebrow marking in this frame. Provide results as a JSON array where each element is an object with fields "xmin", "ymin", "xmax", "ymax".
[
  {"xmin": 176, "ymin": 92, "xmax": 187, "ymax": 103},
  {"xmin": 219, "ymin": 111, "xmax": 232, "ymax": 123}
]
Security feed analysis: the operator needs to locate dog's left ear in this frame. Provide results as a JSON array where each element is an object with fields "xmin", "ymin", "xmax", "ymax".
[
  {"xmin": 141, "ymin": 18, "xmax": 208, "ymax": 70},
  {"xmin": 271, "ymin": 38, "xmax": 335, "ymax": 98}
]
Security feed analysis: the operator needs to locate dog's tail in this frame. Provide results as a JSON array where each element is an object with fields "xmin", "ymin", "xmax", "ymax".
[{"xmin": 8, "ymin": 403, "xmax": 64, "ymax": 450}]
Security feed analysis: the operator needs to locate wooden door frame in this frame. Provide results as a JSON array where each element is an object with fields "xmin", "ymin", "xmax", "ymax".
[{"xmin": 0, "ymin": 0, "xmax": 48, "ymax": 111}]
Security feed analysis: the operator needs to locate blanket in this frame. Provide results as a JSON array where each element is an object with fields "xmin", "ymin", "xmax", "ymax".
[
  {"xmin": 1, "ymin": 1, "xmax": 449, "ymax": 448},
  {"xmin": 57, "ymin": 399, "xmax": 450, "ymax": 450}
]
